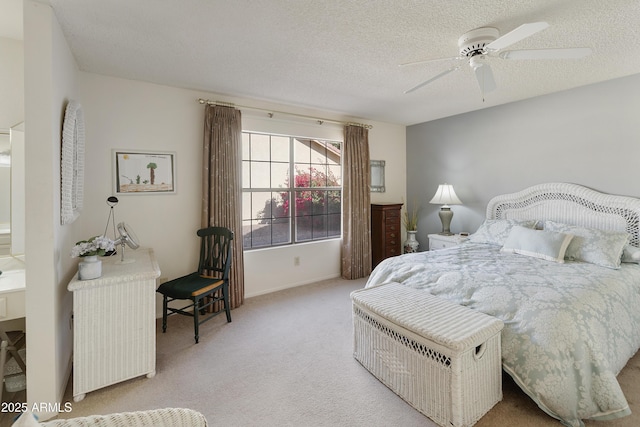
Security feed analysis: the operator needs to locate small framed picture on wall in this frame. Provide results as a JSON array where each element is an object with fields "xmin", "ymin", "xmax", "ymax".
[{"xmin": 113, "ymin": 149, "xmax": 176, "ymax": 195}]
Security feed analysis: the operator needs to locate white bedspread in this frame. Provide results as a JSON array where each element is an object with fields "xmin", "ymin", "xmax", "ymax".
[{"xmin": 366, "ymin": 243, "xmax": 640, "ymax": 427}]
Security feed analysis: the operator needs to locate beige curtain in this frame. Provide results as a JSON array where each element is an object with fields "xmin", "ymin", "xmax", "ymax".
[
  {"xmin": 341, "ymin": 125, "xmax": 371, "ymax": 279},
  {"xmin": 202, "ymin": 104, "xmax": 245, "ymax": 309}
]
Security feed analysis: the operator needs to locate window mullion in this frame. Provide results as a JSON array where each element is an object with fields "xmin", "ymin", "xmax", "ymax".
[{"xmin": 289, "ymin": 136, "xmax": 296, "ymax": 243}]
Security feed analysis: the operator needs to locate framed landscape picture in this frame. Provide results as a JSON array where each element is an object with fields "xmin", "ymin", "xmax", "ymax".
[{"xmin": 113, "ymin": 149, "xmax": 176, "ymax": 195}]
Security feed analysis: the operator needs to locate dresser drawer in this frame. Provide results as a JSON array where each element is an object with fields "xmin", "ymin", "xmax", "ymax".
[
  {"xmin": 385, "ymin": 245, "xmax": 401, "ymax": 257},
  {"xmin": 386, "ymin": 221, "xmax": 400, "ymax": 232},
  {"xmin": 428, "ymin": 234, "xmax": 468, "ymax": 251},
  {"xmin": 386, "ymin": 229, "xmax": 399, "ymax": 241},
  {"xmin": 384, "ymin": 209, "xmax": 400, "ymax": 219},
  {"xmin": 429, "ymin": 239, "xmax": 456, "ymax": 250}
]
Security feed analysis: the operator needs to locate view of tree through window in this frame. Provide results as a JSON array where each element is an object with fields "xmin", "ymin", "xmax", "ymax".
[{"xmin": 242, "ymin": 132, "xmax": 342, "ymax": 249}]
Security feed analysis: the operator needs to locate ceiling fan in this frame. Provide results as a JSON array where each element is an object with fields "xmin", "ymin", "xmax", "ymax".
[{"xmin": 401, "ymin": 22, "xmax": 592, "ymax": 96}]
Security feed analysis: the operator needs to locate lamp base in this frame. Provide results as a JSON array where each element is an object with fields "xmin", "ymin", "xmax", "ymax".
[{"xmin": 438, "ymin": 207, "xmax": 454, "ymax": 235}]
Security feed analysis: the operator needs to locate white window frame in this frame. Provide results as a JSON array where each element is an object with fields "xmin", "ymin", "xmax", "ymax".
[{"xmin": 242, "ymin": 131, "xmax": 342, "ymax": 250}]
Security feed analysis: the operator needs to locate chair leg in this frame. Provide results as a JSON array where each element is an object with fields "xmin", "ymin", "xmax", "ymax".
[
  {"xmin": 223, "ymin": 282, "xmax": 232, "ymax": 323},
  {"xmin": 162, "ymin": 295, "xmax": 168, "ymax": 333},
  {"xmin": 193, "ymin": 297, "xmax": 200, "ymax": 344}
]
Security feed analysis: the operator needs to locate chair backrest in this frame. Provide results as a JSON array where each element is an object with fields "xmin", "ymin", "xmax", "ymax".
[{"xmin": 197, "ymin": 226, "xmax": 234, "ymax": 280}]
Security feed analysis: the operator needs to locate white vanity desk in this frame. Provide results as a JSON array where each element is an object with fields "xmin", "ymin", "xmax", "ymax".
[
  {"xmin": 0, "ymin": 269, "xmax": 25, "ymax": 321},
  {"xmin": 67, "ymin": 248, "xmax": 160, "ymax": 402}
]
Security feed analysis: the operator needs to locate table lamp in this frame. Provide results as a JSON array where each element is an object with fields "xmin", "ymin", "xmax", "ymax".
[{"xmin": 429, "ymin": 184, "xmax": 462, "ymax": 235}]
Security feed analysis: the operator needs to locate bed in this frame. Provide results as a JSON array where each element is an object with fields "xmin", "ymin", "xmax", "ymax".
[{"xmin": 365, "ymin": 182, "xmax": 640, "ymax": 427}]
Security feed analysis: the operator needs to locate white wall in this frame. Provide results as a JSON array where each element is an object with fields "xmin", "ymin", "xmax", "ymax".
[
  {"xmin": 0, "ymin": 37, "xmax": 24, "ymax": 128},
  {"xmin": 406, "ymin": 73, "xmax": 640, "ymax": 250},
  {"xmin": 78, "ymin": 73, "xmax": 407, "ymax": 303},
  {"xmin": 24, "ymin": 0, "xmax": 80, "ymax": 419}
]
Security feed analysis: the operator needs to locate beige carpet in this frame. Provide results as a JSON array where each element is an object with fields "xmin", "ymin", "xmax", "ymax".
[{"xmin": 43, "ymin": 277, "xmax": 640, "ymax": 426}]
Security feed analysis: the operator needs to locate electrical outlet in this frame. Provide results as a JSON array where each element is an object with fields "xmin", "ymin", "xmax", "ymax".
[{"xmin": 294, "ymin": 256, "xmax": 300, "ymax": 266}]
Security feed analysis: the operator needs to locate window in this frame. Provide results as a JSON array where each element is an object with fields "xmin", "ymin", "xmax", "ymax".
[{"xmin": 242, "ymin": 132, "xmax": 342, "ymax": 249}]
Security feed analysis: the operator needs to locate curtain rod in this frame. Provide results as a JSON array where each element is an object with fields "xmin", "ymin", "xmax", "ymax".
[{"xmin": 197, "ymin": 98, "xmax": 372, "ymax": 129}]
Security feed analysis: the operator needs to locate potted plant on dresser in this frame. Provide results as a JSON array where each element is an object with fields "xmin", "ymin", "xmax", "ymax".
[{"xmin": 403, "ymin": 203, "xmax": 420, "ymax": 253}]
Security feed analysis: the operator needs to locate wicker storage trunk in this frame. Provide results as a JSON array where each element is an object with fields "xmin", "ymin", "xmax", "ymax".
[{"xmin": 351, "ymin": 283, "xmax": 504, "ymax": 427}]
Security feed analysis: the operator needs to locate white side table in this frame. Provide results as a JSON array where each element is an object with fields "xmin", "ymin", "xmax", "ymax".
[
  {"xmin": 68, "ymin": 248, "xmax": 160, "ymax": 402},
  {"xmin": 428, "ymin": 234, "xmax": 468, "ymax": 251}
]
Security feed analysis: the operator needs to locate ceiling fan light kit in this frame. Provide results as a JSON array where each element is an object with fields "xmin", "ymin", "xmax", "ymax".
[
  {"xmin": 457, "ymin": 27, "xmax": 500, "ymax": 57},
  {"xmin": 403, "ymin": 21, "xmax": 592, "ymax": 96}
]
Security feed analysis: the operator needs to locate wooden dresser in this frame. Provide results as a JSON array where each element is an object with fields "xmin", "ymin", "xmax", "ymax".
[{"xmin": 371, "ymin": 203, "xmax": 403, "ymax": 268}]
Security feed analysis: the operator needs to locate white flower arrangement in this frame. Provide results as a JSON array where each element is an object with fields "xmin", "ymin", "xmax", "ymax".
[{"xmin": 71, "ymin": 235, "xmax": 115, "ymax": 258}]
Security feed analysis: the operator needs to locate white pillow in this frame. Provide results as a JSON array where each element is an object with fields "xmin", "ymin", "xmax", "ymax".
[
  {"xmin": 469, "ymin": 219, "xmax": 538, "ymax": 246},
  {"xmin": 622, "ymin": 244, "xmax": 640, "ymax": 264},
  {"xmin": 544, "ymin": 221, "xmax": 629, "ymax": 269},
  {"xmin": 501, "ymin": 226, "xmax": 574, "ymax": 263},
  {"xmin": 11, "ymin": 410, "xmax": 40, "ymax": 427}
]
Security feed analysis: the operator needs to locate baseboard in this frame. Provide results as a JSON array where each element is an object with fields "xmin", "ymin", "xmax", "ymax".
[
  {"xmin": 245, "ymin": 274, "xmax": 341, "ymax": 299},
  {"xmin": 153, "ymin": 274, "xmax": 343, "ymax": 317}
]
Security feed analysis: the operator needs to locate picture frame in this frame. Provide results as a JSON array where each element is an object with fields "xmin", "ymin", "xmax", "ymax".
[{"xmin": 113, "ymin": 149, "xmax": 176, "ymax": 195}]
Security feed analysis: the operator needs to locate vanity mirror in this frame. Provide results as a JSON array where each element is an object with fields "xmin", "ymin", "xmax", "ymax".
[
  {"xmin": 0, "ymin": 123, "xmax": 25, "ymax": 256},
  {"xmin": 0, "ymin": 130, "xmax": 10, "ymax": 255}
]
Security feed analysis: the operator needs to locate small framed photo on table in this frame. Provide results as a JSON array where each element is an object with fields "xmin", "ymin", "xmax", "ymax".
[{"xmin": 113, "ymin": 149, "xmax": 176, "ymax": 195}]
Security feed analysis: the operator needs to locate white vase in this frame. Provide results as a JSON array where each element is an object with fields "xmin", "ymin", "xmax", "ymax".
[
  {"xmin": 78, "ymin": 255, "xmax": 102, "ymax": 280},
  {"xmin": 403, "ymin": 230, "xmax": 420, "ymax": 254}
]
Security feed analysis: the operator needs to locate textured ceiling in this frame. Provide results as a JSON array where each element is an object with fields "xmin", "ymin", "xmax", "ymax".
[{"xmin": 22, "ymin": 1, "xmax": 640, "ymax": 124}]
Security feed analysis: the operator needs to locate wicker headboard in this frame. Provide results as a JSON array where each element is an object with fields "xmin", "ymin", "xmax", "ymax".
[{"xmin": 486, "ymin": 182, "xmax": 640, "ymax": 247}]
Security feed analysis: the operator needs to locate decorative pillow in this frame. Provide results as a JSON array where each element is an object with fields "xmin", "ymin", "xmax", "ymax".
[
  {"xmin": 469, "ymin": 219, "xmax": 538, "ymax": 246},
  {"xmin": 501, "ymin": 226, "xmax": 574, "ymax": 263},
  {"xmin": 544, "ymin": 221, "xmax": 629, "ymax": 269},
  {"xmin": 11, "ymin": 410, "xmax": 40, "ymax": 427},
  {"xmin": 622, "ymin": 244, "xmax": 640, "ymax": 264}
]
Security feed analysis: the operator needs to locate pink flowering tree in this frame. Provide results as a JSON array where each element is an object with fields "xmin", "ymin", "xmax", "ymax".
[{"xmin": 258, "ymin": 167, "xmax": 340, "ymax": 222}]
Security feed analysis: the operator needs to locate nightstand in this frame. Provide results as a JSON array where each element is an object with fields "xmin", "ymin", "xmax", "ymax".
[{"xmin": 428, "ymin": 234, "xmax": 468, "ymax": 251}]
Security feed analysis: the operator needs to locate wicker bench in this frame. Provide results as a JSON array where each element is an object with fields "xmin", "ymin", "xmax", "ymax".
[{"xmin": 351, "ymin": 282, "xmax": 504, "ymax": 427}]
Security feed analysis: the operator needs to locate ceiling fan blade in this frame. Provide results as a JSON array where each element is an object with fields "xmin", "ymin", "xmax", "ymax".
[
  {"xmin": 499, "ymin": 47, "xmax": 592, "ymax": 60},
  {"xmin": 485, "ymin": 21, "xmax": 549, "ymax": 52},
  {"xmin": 473, "ymin": 61, "xmax": 496, "ymax": 94},
  {"xmin": 399, "ymin": 56, "xmax": 463, "ymax": 67},
  {"xmin": 404, "ymin": 67, "xmax": 458, "ymax": 94}
]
